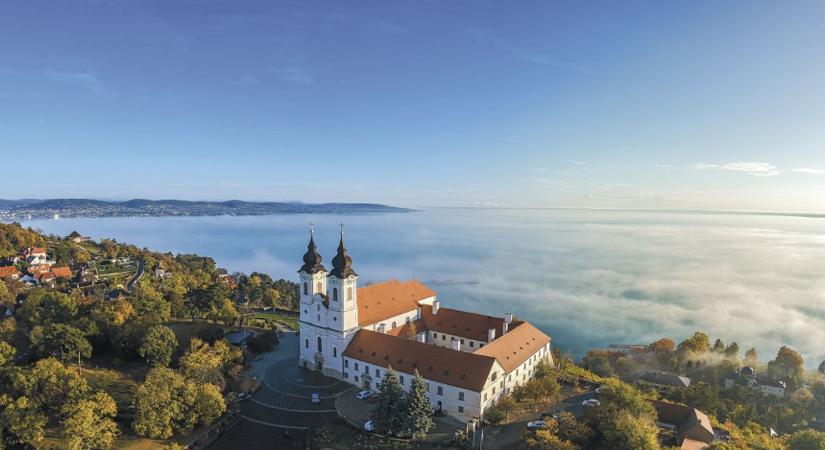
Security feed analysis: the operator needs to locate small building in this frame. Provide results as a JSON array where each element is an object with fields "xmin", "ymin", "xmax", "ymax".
[
  {"xmin": 66, "ymin": 231, "xmax": 90, "ymax": 243},
  {"xmin": 756, "ymin": 379, "xmax": 786, "ymax": 398},
  {"xmin": 638, "ymin": 371, "xmax": 692, "ymax": 390},
  {"xmin": 0, "ymin": 266, "xmax": 20, "ymax": 280},
  {"xmin": 652, "ymin": 400, "xmax": 715, "ymax": 449}
]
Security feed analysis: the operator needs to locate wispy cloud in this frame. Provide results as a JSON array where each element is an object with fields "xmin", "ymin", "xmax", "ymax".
[
  {"xmin": 45, "ymin": 70, "xmax": 100, "ymax": 84},
  {"xmin": 656, "ymin": 164, "xmax": 673, "ymax": 169},
  {"xmin": 570, "ymin": 160, "xmax": 587, "ymax": 166},
  {"xmin": 694, "ymin": 162, "xmax": 780, "ymax": 177},
  {"xmin": 273, "ymin": 67, "xmax": 313, "ymax": 85},
  {"xmin": 791, "ymin": 168, "xmax": 825, "ymax": 175},
  {"xmin": 464, "ymin": 27, "xmax": 585, "ymax": 72}
]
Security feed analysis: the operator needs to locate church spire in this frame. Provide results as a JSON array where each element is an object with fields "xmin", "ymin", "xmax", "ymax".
[
  {"xmin": 299, "ymin": 223, "xmax": 325, "ymax": 274},
  {"xmin": 330, "ymin": 222, "xmax": 356, "ymax": 278}
]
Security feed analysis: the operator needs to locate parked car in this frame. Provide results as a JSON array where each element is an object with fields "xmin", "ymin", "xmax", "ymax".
[
  {"xmin": 526, "ymin": 420, "xmax": 548, "ymax": 431},
  {"xmin": 595, "ymin": 386, "xmax": 605, "ymax": 395},
  {"xmin": 311, "ymin": 393, "xmax": 320, "ymax": 404},
  {"xmin": 356, "ymin": 390, "xmax": 373, "ymax": 400},
  {"xmin": 582, "ymin": 399, "xmax": 600, "ymax": 407},
  {"xmin": 364, "ymin": 420, "xmax": 375, "ymax": 432}
]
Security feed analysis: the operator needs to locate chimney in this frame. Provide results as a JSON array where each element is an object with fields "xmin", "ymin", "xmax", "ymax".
[
  {"xmin": 432, "ymin": 300, "xmax": 440, "ymax": 315},
  {"xmin": 416, "ymin": 332, "xmax": 426, "ymax": 343},
  {"xmin": 378, "ymin": 323, "xmax": 386, "ymax": 334},
  {"xmin": 503, "ymin": 313, "xmax": 513, "ymax": 334},
  {"xmin": 487, "ymin": 327, "xmax": 496, "ymax": 342},
  {"xmin": 417, "ymin": 305, "xmax": 422, "ymax": 319},
  {"xmin": 451, "ymin": 339, "xmax": 461, "ymax": 351}
]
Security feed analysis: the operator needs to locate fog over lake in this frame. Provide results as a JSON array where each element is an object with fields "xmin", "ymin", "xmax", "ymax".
[{"xmin": 24, "ymin": 208, "xmax": 825, "ymax": 367}]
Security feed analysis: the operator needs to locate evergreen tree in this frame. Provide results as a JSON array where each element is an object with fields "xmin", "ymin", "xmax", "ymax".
[
  {"xmin": 745, "ymin": 347, "xmax": 759, "ymax": 366},
  {"xmin": 405, "ymin": 370, "xmax": 433, "ymax": 438},
  {"xmin": 712, "ymin": 338, "xmax": 725, "ymax": 353},
  {"xmin": 371, "ymin": 366, "xmax": 407, "ymax": 435}
]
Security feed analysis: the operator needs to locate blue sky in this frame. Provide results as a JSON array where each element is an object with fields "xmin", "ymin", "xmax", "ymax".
[{"xmin": 1, "ymin": 0, "xmax": 824, "ymax": 211}]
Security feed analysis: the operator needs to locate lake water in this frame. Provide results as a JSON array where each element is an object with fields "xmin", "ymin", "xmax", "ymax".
[{"xmin": 23, "ymin": 208, "xmax": 825, "ymax": 367}]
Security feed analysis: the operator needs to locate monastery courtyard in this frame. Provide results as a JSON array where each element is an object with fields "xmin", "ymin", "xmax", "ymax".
[{"xmin": 208, "ymin": 332, "xmax": 463, "ymax": 449}]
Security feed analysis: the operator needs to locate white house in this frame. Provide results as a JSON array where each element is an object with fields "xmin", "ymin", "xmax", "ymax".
[{"xmin": 297, "ymin": 227, "xmax": 553, "ymax": 422}]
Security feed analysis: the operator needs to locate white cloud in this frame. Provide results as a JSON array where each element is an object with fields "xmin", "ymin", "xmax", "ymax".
[
  {"xmin": 570, "ymin": 160, "xmax": 587, "ymax": 166},
  {"xmin": 694, "ymin": 162, "xmax": 780, "ymax": 177},
  {"xmin": 656, "ymin": 164, "xmax": 673, "ymax": 169},
  {"xmin": 791, "ymin": 168, "xmax": 825, "ymax": 175}
]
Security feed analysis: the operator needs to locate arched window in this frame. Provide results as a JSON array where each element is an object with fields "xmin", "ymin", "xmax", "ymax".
[
  {"xmin": 303, "ymin": 283, "xmax": 308, "ymax": 295},
  {"xmin": 305, "ymin": 338, "xmax": 309, "ymax": 349},
  {"xmin": 333, "ymin": 347, "xmax": 337, "ymax": 358},
  {"xmin": 317, "ymin": 336, "xmax": 323, "ymax": 353},
  {"xmin": 346, "ymin": 287, "xmax": 352, "ymax": 301},
  {"xmin": 333, "ymin": 287, "xmax": 338, "ymax": 301},
  {"xmin": 316, "ymin": 282, "xmax": 322, "ymax": 292}
]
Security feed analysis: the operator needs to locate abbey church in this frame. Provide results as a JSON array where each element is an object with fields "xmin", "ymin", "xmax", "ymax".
[{"xmin": 298, "ymin": 228, "xmax": 553, "ymax": 421}]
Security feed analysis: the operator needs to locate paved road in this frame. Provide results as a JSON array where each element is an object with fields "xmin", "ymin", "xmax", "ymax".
[
  {"xmin": 125, "ymin": 259, "xmax": 145, "ymax": 291},
  {"xmin": 480, "ymin": 389, "xmax": 597, "ymax": 449}
]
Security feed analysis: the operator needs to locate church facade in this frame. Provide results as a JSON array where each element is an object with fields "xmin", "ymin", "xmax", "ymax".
[{"xmin": 297, "ymin": 228, "xmax": 553, "ymax": 421}]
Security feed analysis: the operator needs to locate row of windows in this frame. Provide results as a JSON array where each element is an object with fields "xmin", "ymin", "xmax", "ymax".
[
  {"xmin": 302, "ymin": 282, "xmax": 353, "ymax": 301},
  {"xmin": 343, "ymin": 359, "xmax": 466, "ymax": 401},
  {"xmin": 431, "ymin": 332, "xmax": 483, "ymax": 348},
  {"xmin": 304, "ymin": 337, "xmax": 337, "ymax": 357}
]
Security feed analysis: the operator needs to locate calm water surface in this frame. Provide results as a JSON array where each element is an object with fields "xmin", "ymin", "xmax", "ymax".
[{"xmin": 24, "ymin": 208, "xmax": 825, "ymax": 366}]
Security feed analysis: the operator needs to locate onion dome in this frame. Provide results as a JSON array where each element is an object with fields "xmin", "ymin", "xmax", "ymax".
[
  {"xmin": 329, "ymin": 224, "xmax": 357, "ymax": 278},
  {"xmin": 299, "ymin": 231, "xmax": 325, "ymax": 274}
]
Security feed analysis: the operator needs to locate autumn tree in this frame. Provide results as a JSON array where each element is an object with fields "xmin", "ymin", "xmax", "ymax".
[
  {"xmin": 30, "ymin": 323, "xmax": 92, "ymax": 363},
  {"xmin": 139, "ymin": 325, "xmax": 178, "ymax": 367},
  {"xmin": 712, "ymin": 338, "xmax": 726, "ymax": 353},
  {"xmin": 60, "ymin": 391, "xmax": 119, "ymax": 450},
  {"xmin": 179, "ymin": 338, "xmax": 241, "ymax": 389},
  {"xmin": 132, "ymin": 367, "xmax": 225, "ymax": 439},
  {"xmin": 677, "ymin": 331, "xmax": 711, "ymax": 367},
  {"xmin": 724, "ymin": 342, "xmax": 740, "ymax": 359},
  {"xmin": 767, "ymin": 346, "xmax": 804, "ymax": 388},
  {"xmin": 0, "ymin": 280, "xmax": 13, "ymax": 307},
  {"xmin": 128, "ymin": 282, "xmax": 170, "ymax": 323}
]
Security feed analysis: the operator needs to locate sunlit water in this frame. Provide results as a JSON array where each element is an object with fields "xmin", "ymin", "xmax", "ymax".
[{"xmin": 23, "ymin": 208, "xmax": 825, "ymax": 367}]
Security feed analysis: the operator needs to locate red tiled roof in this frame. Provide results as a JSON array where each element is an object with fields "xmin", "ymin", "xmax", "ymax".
[
  {"xmin": 343, "ymin": 329, "xmax": 497, "ymax": 391},
  {"xmin": 0, "ymin": 266, "xmax": 19, "ymax": 278},
  {"xmin": 51, "ymin": 267, "xmax": 72, "ymax": 278},
  {"xmin": 420, "ymin": 304, "xmax": 506, "ymax": 342},
  {"xmin": 473, "ymin": 322, "xmax": 551, "ymax": 373},
  {"xmin": 356, "ymin": 279, "xmax": 436, "ymax": 327}
]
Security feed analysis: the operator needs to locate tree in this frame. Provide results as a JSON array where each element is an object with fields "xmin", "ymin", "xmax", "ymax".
[
  {"xmin": 745, "ymin": 347, "xmax": 759, "ymax": 366},
  {"xmin": 767, "ymin": 346, "xmax": 804, "ymax": 388},
  {"xmin": 725, "ymin": 342, "xmax": 740, "ymax": 359},
  {"xmin": 0, "ymin": 317, "xmax": 15, "ymax": 343},
  {"xmin": 0, "ymin": 341, "xmax": 15, "ymax": 366},
  {"xmin": 0, "ymin": 394, "xmax": 47, "ymax": 448},
  {"xmin": 406, "ymin": 321, "xmax": 417, "ymax": 340},
  {"xmin": 524, "ymin": 428, "xmax": 579, "ymax": 450},
  {"xmin": 712, "ymin": 339, "xmax": 726, "ymax": 353},
  {"xmin": 30, "ymin": 323, "xmax": 92, "ymax": 363},
  {"xmin": 139, "ymin": 325, "xmax": 178, "ymax": 367},
  {"xmin": 14, "ymin": 357, "xmax": 89, "ymax": 414},
  {"xmin": 60, "ymin": 391, "xmax": 119, "ymax": 450},
  {"xmin": 0, "ymin": 280, "xmax": 13, "ymax": 306},
  {"xmin": 818, "ymin": 360, "xmax": 825, "ymax": 375},
  {"xmin": 787, "ymin": 429, "xmax": 825, "ymax": 450},
  {"xmin": 132, "ymin": 367, "xmax": 225, "ymax": 439},
  {"xmin": 405, "ymin": 370, "xmax": 433, "ymax": 438},
  {"xmin": 262, "ymin": 288, "xmax": 280, "ymax": 309},
  {"xmin": 179, "ymin": 338, "xmax": 241, "ymax": 389},
  {"xmin": 128, "ymin": 282, "xmax": 170, "ymax": 323},
  {"xmin": 371, "ymin": 366, "xmax": 407, "ymax": 435},
  {"xmin": 555, "ymin": 412, "xmax": 593, "ymax": 446},
  {"xmin": 597, "ymin": 410, "xmax": 659, "ymax": 450},
  {"xmin": 677, "ymin": 332, "xmax": 711, "ymax": 366}
]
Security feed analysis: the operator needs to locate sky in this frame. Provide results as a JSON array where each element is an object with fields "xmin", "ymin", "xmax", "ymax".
[{"xmin": 2, "ymin": 0, "xmax": 825, "ymax": 211}]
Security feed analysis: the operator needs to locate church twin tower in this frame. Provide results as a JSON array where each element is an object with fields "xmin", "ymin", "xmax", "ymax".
[{"xmin": 298, "ymin": 226, "xmax": 360, "ymax": 377}]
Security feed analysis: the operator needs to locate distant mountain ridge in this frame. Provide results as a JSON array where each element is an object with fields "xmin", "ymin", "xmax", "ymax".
[{"xmin": 0, "ymin": 198, "xmax": 411, "ymax": 220}]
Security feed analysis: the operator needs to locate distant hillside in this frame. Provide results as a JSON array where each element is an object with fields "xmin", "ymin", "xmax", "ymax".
[{"xmin": 0, "ymin": 198, "xmax": 411, "ymax": 220}]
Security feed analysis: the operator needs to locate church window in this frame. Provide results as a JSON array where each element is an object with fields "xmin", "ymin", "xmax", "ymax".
[
  {"xmin": 305, "ymin": 338, "xmax": 309, "ymax": 349},
  {"xmin": 458, "ymin": 406, "xmax": 464, "ymax": 413},
  {"xmin": 375, "ymin": 368, "xmax": 380, "ymax": 377},
  {"xmin": 458, "ymin": 391, "xmax": 464, "ymax": 401},
  {"xmin": 347, "ymin": 287, "xmax": 352, "ymax": 301},
  {"xmin": 333, "ymin": 317, "xmax": 337, "ymax": 321},
  {"xmin": 317, "ymin": 304, "xmax": 320, "ymax": 311},
  {"xmin": 345, "ymin": 360, "xmax": 349, "ymax": 368},
  {"xmin": 437, "ymin": 386, "xmax": 443, "ymax": 396},
  {"xmin": 333, "ymin": 347, "xmax": 337, "ymax": 358},
  {"xmin": 333, "ymin": 287, "xmax": 338, "ymax": 301},
  {"xmin": 303, "ymin": 283, "xmax": 308, "ymax": 295},
  {"xmin": 316, "ymin": 282, "xmax": 322, "ymax": 292},
  {"xmin": 399, "ymin": 376, "xmax": 404, "ymax": 385},
  {"xmin": 354, "ymin": 362, "xmax": 359, "ymax": 371},
  {"xmin": 317, "ymin": 336, "xmax": 322, "ymax": 353}
]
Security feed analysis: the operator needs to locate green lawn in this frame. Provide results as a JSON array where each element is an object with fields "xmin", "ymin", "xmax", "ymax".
[{"xmin": 247, "ymin": 312, "xmax": 298, "ymax": 330}]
